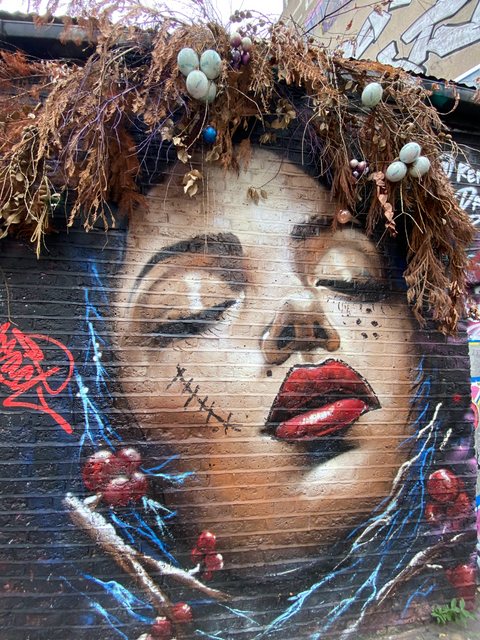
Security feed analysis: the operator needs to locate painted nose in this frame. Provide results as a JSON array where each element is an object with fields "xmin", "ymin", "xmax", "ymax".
[{"xmin": 260, "ymin": 293, "xmax": 340, "ymax": 366}]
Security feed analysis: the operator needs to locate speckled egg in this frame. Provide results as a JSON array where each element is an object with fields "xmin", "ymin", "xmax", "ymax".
[
  {"xmin": 408, "ymin": 156, "xmax": 431, "ymax": 178},
  {"xmin": 177, "ymin": 48, "xmax": 199, "ymax": 76},
  {"xmin": 385, "ymin": 161, "xmax": 407, "ymax": 182},
  {"xmin": 186, "ymin": 70, "xmax": 209, "ymax": 100},
  {"xmin": 200, "ymin": 50, "xmax": 222, "ymax": 80},
  {"xmin": 200, "ymin": 82, "xmax": 217, "ymax": 104},
  {"xmin": 361, "ymin": 82, "xmax": 383, "ymax": 107},
  {"xmin": 399, "ymin": 142, "xmax": 421, "ymax": 165}
]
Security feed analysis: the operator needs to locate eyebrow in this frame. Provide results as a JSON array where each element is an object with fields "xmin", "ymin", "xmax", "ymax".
[{"xmin": 130, "ymin": 232, "xmax": 246, "ymax": 299}]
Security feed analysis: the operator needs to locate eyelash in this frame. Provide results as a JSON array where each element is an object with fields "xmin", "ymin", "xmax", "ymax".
[
  {"xmin": 315, "ymin": 278, "xmax": 388, "ymax": 303},
  {"xmin": 151, "ymin": 299, "xmax": 237, "ymax": 346}
]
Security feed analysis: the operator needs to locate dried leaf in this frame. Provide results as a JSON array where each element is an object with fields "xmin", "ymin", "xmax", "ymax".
[
  {"xmin": 260, "ymin": 189, "xmax": 267, "ymax": 199},
  {"xmin": 206, "ymin": 149, "xmax": 220, "ymax": 162},
  {"xmin": 177, "ymin": 147, "xmax": 190, "ymax": 163},
  {"xmin": 183, "ymin": 170, "xmax": 202, "ymax": 197}
]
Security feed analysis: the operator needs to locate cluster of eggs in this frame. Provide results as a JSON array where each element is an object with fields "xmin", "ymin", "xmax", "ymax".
[
  {"xmin": 177, "ymin": 47, "xmax": 222, "ymax": 103},
  {"xmin": 385, "ymin": 142, "xmax": 431, "ymax": 182},
  {"xmin": 230, "ymin": 32, "xmax": 252, "ymax": 68},
  {"xmin": 350, "ymin": 158, "xmax": 369, "ymax": 180}
]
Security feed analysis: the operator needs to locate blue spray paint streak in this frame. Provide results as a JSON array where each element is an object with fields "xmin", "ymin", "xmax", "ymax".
[
  {"xmin": 219, "ymin": 605, "xmax": 263, "ymax": 628},
  {"xmin": 81, "ymin": 573, "xmax": 155, "ymax": 624},
  {"xmin": 60, "ymin": 576, "xmax": 129, "ymax": 639},
  {"xmin": 399, "ymin": 580, "xmax": 435, "ymax": 620},
  {"xmin": 76, "ymin": 370, "xmax": 117, "ymax": 454},
  {"xmin": 76, "ymin": 287, "xmax": 120, "ymax": 460},
  {"xmin": 144, "ymin": 455, "xmax": 194, "ymax": 484}
]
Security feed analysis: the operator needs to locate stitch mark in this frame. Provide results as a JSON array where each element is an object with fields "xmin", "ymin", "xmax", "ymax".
[{"xmin": 169, "ymin": 364, "xmax": 241, "ymax": 433}]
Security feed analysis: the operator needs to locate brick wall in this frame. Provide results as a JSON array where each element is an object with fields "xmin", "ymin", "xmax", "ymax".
[{"xmin": 0, "ymin": 139, "xmax": 477, "ymax": 640}]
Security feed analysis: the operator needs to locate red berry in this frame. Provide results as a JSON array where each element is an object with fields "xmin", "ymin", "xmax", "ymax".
[
  {"xmin": 150, "ymin": 616, "xmax": 173, "ymax": 639},
  {"xmin": 205, "ymin": 552, "xmax": 224, "ymax": 572},
  {"xmin": 202, "ymin": 570, "xmax": 213, "ymax": 581},
  {"xmin": 82, "ymin": 450, "xmax": 120, "ymax": 491},
  {"xmin": 130, "ymin": 472, "xmax": 148, "ymax": 501},
  {"xmin": 117, "ymin": 447, "xmax": 142, "ymax": 474},
  {"xmin": 103, "ymin": 476, "xmax": 132, "ymax": 506},
  {"xmin": 191, "ymin": 547, "xmax": 204, "ymax": 565},
  {"xmin": 426, "ymin": 469, "xmax": 459, "ymax": 504},
  {"xmin": 425, "ymin": 502, "xmax": 444, "ymax": 525},
  {"xmin": 446, "ymin": 492, "xmax": 471, "ymax": 520},
  {"xmin": 172, "ymin": 602, "xmax": 193, "ymax": 624},
  {"xmin": 197, "ymin": 531, "xmax": 216, "ymax": 552}
]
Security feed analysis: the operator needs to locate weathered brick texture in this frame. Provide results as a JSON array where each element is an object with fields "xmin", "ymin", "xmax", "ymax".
[{"xmin": 0, "ymin": 134, "xmax": 477, "ymax": 640}]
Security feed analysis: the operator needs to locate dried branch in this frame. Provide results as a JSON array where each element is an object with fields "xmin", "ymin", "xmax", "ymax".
[{"xmin": 63, "ymin": 493, "xmax": 230, "ymax": 616}]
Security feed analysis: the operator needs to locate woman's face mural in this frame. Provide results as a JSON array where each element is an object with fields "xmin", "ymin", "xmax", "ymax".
[{"xmin": 114, "ymin": 148, "xmax": 419, "ymax": 569}]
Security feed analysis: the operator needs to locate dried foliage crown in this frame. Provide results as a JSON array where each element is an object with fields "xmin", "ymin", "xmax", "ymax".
[{"xmin": 0, "ymin": 10, "xmax": 476, "ymax": 334}]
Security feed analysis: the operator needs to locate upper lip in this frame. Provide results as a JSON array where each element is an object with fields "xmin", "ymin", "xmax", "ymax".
[{"xmin": 264, "ymin": 359, "xmax": 380, "ymax": 440}]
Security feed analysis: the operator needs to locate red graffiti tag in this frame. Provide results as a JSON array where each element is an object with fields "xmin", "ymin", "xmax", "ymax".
[{"xmin": 0, "ymin": 322, "xmax": 74, "ymax": 433}]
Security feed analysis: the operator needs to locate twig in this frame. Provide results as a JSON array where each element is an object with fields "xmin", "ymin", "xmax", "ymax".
[{"xmin": 63, "ymin": 493, "xmax": 230, "ymax": 616}]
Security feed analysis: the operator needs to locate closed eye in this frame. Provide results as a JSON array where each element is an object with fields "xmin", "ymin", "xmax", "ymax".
[
  {"xmin": 150, "ymin": 300, "xmax": 237, "ymax": 347},
  {"xmin": 315, "ymin": 278, "xmax": 388, "ymax": 302}
]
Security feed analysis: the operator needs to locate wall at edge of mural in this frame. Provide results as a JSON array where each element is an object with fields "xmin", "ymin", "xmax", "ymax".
[
  {"xmin": 0, "ymin": 128, "xmax": 478, "ymax": 640},
  {"xmin": 282, "ymin": 0, "xmax": 480, "ymax": 87}
]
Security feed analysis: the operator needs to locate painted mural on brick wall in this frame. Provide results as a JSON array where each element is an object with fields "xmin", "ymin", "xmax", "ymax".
[{"xmin": 0, "ymin": 141, "xmax": 477, "ymax": 640}]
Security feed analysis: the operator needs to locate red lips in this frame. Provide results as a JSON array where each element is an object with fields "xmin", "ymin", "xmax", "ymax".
[{"xmin": 266, "ymin": 360, "xmax": 380, "ymax": 441}]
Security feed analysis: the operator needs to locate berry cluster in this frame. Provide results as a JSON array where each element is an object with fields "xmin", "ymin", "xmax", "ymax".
[
  {"xmin": 230, "ymin": 32, "xmax": 252, "ymax": 68},
  {"xmin": 425, "ymin": 468, "xmax": 471, "ymax": 529},
  {"xmin": 349, "ymin": 158, "xmax": 369, "ymax": 180},
  {"xmin": 137, "ymin": 602, "xmax": 193, "ymax": 640},
  {"xmin": 191, "ymin": 530, "xmax": 224, "ymax": 581},
  {"xmin": 82, "ymin": 448, "xmax": 147, "ymax": 507}
]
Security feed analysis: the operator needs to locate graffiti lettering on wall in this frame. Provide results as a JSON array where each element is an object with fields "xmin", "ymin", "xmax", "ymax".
[
  {"xmin": 305, "ymin": 0, "xmax": 350, "ymax": 34},
  {"xmin": 340, "ymin": 0, "xmax": 480, "ymax": 75},
  {"xmin": 441, "ymin": 152, "xmax": 480, "ymax": 224},
  {"xmin": 0, "ymin": 321, "xmax": 74, "ymax": 432}
]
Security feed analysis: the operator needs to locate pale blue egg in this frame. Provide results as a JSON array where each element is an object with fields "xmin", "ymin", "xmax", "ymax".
[
  {"xmin": 200, "ymin": 82, "xmax": 217, "ymax": 104},
  {"xmin": 186, "ymin": 70, "xmax": 209, "ymax": 99},
  {"xmin": 177, "ymin": 48, "xmax": 199, "ymax": 76},
  {"xmin": 385, "ymin": 161, "xmax": 407, "ymax": 182},
  {"xmin": 399, "ymin": 142, "xmax": 421, "ymax": 164},
  {"xmin": 408, "ymin": 156, "xmax": 431, "ymax": 178},
  {"xmin": 200, "ymin": 50, "xmax": 222, "ymax": 80},
  {"xmin": 361, "ymin": 82, "xmax": 383, "ymax": 107}
]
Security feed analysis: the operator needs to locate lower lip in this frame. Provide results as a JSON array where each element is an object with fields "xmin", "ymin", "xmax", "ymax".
[{"xmin": 275, "ymin": 398, "xmax": 369, "ymax": 441}]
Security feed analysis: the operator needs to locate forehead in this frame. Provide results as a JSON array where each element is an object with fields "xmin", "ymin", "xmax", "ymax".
[{"xmin": 127, "ymin": 147, "xmax": 336, "ymax": 251}]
